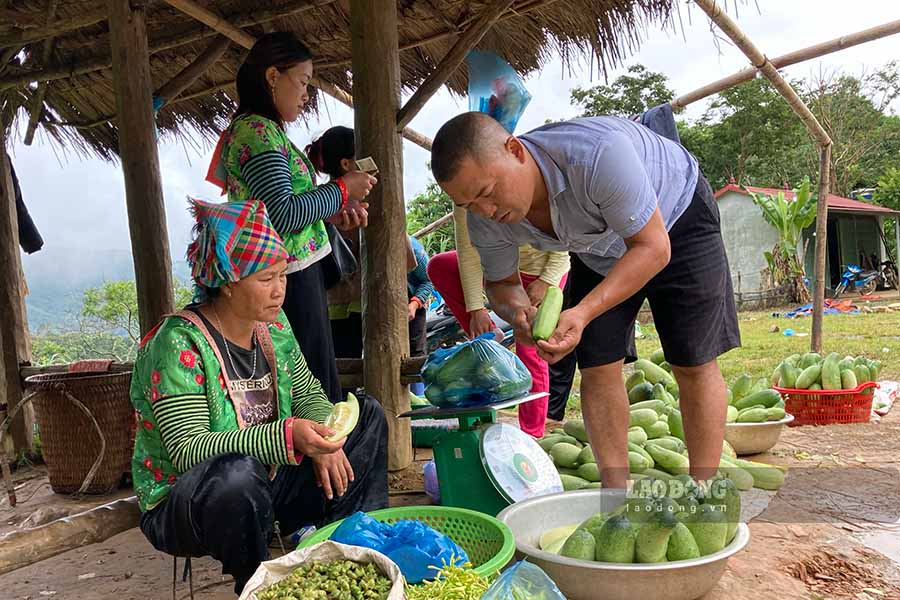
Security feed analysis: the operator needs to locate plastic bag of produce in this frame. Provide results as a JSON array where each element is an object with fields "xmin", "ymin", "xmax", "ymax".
[
  {"xmin": 467, "ymin": 50, "xmax": 532, "ymax": 134},
  {"xmin": 422, "ymin": 334, "xmax": 533, "ymax": 408},
  {"xmin": 481, "ymin": 560, "xmax": 566, "ymax": 600},
  {"xmin": 239, "ymin": 540, "xmax": 404, "ymax": 600},
  {"xmin": 328, "ymin": 512, "xmax": 469, "ymax": 584}
]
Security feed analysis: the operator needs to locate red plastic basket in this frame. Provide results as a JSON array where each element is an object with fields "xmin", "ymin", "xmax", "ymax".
[{"xmin": 773, "ymin": 382, "xmax": 877, "ymax": 427}]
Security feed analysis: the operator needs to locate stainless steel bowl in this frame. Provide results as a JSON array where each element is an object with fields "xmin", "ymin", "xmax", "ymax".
[
  {"xmin": 725, "ymin": 414, "xmax": 794, "ymax": 455},
  {"xmin": 497, "ymin": 489, "xmax": 750, "ymax": 600}
]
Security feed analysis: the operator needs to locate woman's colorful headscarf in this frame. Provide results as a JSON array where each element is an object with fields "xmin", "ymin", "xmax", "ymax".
[{"xmin": 187, "ymin": 198, "xmax": 288, "ymax": 301}]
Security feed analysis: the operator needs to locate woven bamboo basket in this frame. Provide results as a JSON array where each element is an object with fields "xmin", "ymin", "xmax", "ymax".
[{"xmin": 26, "ymin": 371, "xmax": 134, "ymax": 495}]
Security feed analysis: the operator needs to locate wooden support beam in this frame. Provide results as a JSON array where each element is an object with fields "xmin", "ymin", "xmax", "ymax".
[
  {"xmin": 692, "ymin": 0, "xmax": 833, "ymax": 351},
  {"xmin": 0, "ymin": 124, "xmax": 29, "ymax": 451},
  {"xmin": 811, "ymin": 145, "xmax": 831, "ymax": 353},
  {"xmin": 672, "ymin": 18, "xmax": 900, "ymax": 111},
  {"xmin": 0, "ymin": 7, "xmax": 107, "ymax": 48},
  {"xmin": 154, "ymin": 34, "xmax": 230, "ymax": 103},
  {"xmin": 22, "ymin": 0, "xmax": 59, "ymax": 146},
  {"xmin": 107, "ymin": 0, "xmax": 174, "ymax": 335},
  {"xmin": 351, "ymin": 0, "xmax": 412, "ymax": 472},
  {"xmin": 396, "ymin": 0, "xmax": 516, "ymax": 131}
]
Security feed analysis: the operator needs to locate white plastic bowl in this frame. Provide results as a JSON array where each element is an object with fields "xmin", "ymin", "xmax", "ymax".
[
  {"xmin": 497, "ymin": 489, "xmax": 750, "ymax": 600},
  {"xmin": 725, "ymin": 414, "xmax": 794, "ymax": 455}
]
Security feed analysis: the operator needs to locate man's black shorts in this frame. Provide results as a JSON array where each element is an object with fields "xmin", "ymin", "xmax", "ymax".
[{"xmin": 570, "ymin": 175, "xmax": 741, "ymax": 369}]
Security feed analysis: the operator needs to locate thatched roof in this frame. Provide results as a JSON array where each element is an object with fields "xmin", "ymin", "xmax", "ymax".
[{"xmin": 0, "ymin": 0, "xmax": 678, "ymax": 160}]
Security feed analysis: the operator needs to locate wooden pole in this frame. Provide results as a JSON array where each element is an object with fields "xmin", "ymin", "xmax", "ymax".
[
  {"xmin": 107, "ymin": 0, "xmax": 174, "ymax": 335},
  {"xmin": 396, "ymin": 0, "xmax": 516, "ymax": 130},
  {"xmin": 22, "ymin": 0, "xmax": 59, "ymax": 146},
  {"xmin": 811, "ymin": 145, "xmax": 831, "ymax": 353},
  {"xmin": 672, "ymin": 18, "xmax": 900, "ymax": 111},
  {"xmin": 692, "ymin": 0, "xmax": 833, "ymax": 351},
  {"xmin": 154, "ymin": 35, "xmax": 230, "ymax": 103},
  {"xmin": 0, "ymin": 125, "xmax": 29, "ymax": 451},
  {"xmin": 351, "ymin": 0, "xmax": 412, "ymax": 472}
]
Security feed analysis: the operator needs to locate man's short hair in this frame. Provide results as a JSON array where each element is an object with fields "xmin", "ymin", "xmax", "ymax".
[{"xmin": 431, "ymin": 112, "xmax": 508, "ymax": 183}]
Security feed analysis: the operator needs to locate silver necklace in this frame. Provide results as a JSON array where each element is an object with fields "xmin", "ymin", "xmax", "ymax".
[{"xmin": 211, "ymin": 303, "xmax": 257, "ymax": 380}]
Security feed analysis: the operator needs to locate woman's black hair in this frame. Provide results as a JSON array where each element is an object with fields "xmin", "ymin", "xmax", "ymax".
[
  {"xmin": 234, "ymin": 32, "xmax": 313, "ymax": 127},
  {"xmin": 306, "ymin": 126, "xmax": 355, "ymax": 180}
]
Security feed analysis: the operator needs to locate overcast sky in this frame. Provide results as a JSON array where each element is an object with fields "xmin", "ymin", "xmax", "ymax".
[{"xmin": 10, "ymin": 0, "xmax": 900, "ymax": 267}]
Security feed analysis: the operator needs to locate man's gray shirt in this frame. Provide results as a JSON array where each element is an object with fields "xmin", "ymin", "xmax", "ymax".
[{"xmin": 467, "ymin": 116, "xmax": 699, "ymax": 279}]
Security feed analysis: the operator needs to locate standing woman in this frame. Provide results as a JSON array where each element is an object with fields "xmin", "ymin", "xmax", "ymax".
[{"xmin": 207, "ymin": 32, "xmax": 376, "ymax": 403}]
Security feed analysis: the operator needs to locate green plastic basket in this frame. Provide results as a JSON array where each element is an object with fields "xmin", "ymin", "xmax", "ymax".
[{"xmin": 296, "ymin": 506, "xmax": 516, "ymax": 578}]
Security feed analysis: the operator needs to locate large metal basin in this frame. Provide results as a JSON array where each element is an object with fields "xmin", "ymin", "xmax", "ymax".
[
  {"xmin": 497, "ymin": 489, "xmax": 750, "ymax": 600},
  {"xmin": 725, "ymin": 414, "xmax": 794, "ymax": 455}
]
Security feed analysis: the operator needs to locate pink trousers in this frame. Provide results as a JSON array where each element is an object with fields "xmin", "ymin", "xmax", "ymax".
[{"xmin": 427, "ymin": 251, "xmax": 567, "ymax": 437}]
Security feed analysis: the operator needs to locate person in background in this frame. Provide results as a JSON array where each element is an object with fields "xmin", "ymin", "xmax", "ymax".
[
  {"xmin": 308, "ymin": 126, "xmax": 433, "ymax": 388},
  {"xmin": 206, "ymin": 32, "xmax": 376, "ymax": 404},
  {"xmin": 427, "ymin": 205, "xmax": 569, "ymax": 437},
  {"xmin": 132, "ymin": 199, "xmax": 387, "ymax": 596}
]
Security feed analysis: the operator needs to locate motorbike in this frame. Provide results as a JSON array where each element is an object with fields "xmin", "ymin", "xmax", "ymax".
[{"xmin": 833, "ymin": 261, "xmax": 898, "ymax": 297}]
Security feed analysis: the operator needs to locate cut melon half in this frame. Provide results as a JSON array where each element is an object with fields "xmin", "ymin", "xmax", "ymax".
[
  {"xmin": 324, "ymin": 393, "xmax": 360, "ymax": 442},
  {"xmin": 539, "ymin": 523, "xmax": 579, "ymax": 553}
]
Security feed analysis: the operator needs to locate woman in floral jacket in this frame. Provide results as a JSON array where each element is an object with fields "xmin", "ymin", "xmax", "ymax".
[
  {"xmin": 131, "ymin": 198, "xmax": 387, "ymax": 595},
  {"xmin": 206, "ymin": 31, "xmax": 377, "ymax": 403}
]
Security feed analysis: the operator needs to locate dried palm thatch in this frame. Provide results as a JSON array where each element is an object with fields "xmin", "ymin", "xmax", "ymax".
[{"xmin": 0, "ymin": 0, "xmax": 678, "ymax": 160}]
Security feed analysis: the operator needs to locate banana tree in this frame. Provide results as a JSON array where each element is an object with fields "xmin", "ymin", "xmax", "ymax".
[{"xmin": 748, "ymin": 178, "xmax": 817, "ymax": 303}]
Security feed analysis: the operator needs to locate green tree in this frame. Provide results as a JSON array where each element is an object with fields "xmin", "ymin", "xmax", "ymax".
[
  {"xmin": 873, "ymin": 167, "xmax": 900, "ymax": 262},
  {"xmin": 748, "ymin": 179, "xmax": 818, "ymax": 303},
  {"xmin": 31, "ymin": 279, "xmax": 194, "ymax": 365},
  {"xmin": 570, "ymin": 64, "xmax": 675, "ymax": 118},
  {"xmin": 406, "ymin": 180, "xmax": 455, "ymax": 257}
]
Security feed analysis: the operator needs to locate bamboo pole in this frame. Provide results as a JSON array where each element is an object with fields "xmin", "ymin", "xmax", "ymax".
[
  {"xmin": 162, "ymin": 0, "xmax": 255, "ymax": 49},
  {"xmin": 413, "ymin": 212, "xmax": 454, "ymax": 239},
  {"xmin": 22, "ymin": 0, "xmax": 58, "ymax": 145},
  {"xmin": 396, "ymin": 0, "xmax": 516, "ymax": 130},
  {"xmin": 351, "ymin": 0, "xmax": 412, "ymax": 472},
  {"xmin": 107, "ymin": 0, "xmax": 175, "ymax": 335},
  {"xmin": 693, "ymin": 0, "xmax": 833, "ymax": 351},
  {"xmin": 692, "ymin": 0, "xmax": 830, "ymax": 146},
  {"xmin": 811, "ymin": 145, "xmax": 831, "ymax": 353},
  {"xmin": 154, "ymin": 35, "xmax": 230, "ymax": 104},
  {"xmin": 672, "ymin": 18, "xmax": 900, "ymax": 111}
]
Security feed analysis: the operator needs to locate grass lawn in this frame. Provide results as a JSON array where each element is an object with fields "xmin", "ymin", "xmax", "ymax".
[{"xmin": 564, "ymin": 308, "xmax": 900, "ymax": 417}]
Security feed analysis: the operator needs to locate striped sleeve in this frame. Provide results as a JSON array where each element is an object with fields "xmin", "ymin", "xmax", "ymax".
[
  {"xmin": 241, "ymin": 150, "xmax": 343, "ymax": 234},
  {"xmin": 151, "ymin": 393, "xmax": 294, "ymax": 473},
  {"xmin": 408, "ymin": 241, "xmax": 434, "ymax": 305},
  {"xmin": 290, "ymin": 352, "xmax": 334, "ymax": 423}
]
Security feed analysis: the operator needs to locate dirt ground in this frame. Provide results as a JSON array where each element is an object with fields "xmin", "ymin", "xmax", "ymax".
[{"xmin": 2, "ymin": 411, "xmax": 900, "ymax": 600}]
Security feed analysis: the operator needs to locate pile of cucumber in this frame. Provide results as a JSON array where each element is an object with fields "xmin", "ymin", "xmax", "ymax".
[
  {"xmin": 771, "ymin": 352, "xmax": 879, "ymax": 392},
  {"xmin": 540, "ymin": 475, "xmax": 742, "ymax": 564},
  {"xmin": 540, "ymin": 349, "xmax": 788, "ymax": 492},
  {"xmin": 725, "ymin": 374, "xmax": 786, "ymax": 424}
]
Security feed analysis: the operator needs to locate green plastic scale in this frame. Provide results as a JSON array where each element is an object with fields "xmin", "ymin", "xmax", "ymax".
[{"xmin": 400, "ymin": 393, "xmax": 562, "ymax": 516}]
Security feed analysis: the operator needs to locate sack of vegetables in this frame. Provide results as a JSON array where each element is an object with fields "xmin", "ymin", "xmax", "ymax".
[
  {"xmin": 422, "ymin": 334, "xmax": 533, "ymax": 408},
  {"xmin": 238, "ymin": 540, "xmax": 404, "ymax": 600}
]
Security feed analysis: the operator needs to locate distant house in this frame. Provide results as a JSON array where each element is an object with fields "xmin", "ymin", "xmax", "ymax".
[{"xmin": 715, "ymin": 184, "xmax": 900, "ymax": 294}]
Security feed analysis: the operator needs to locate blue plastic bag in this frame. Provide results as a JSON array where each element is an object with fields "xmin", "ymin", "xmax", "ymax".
[
  {"xmin": 467, "ymin": 50, "xmax": 532, "ymax": 134},
  {"xmin": 482, "ymin": 561, "xmax": 566, "ymax": 600},
  {"xmin": 421, "ymin": 334, "xmax": 532, "ymax": 408},
  {"xmin": 328, "ymin": 512, "xmax": 469, "ymax": 583}
]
